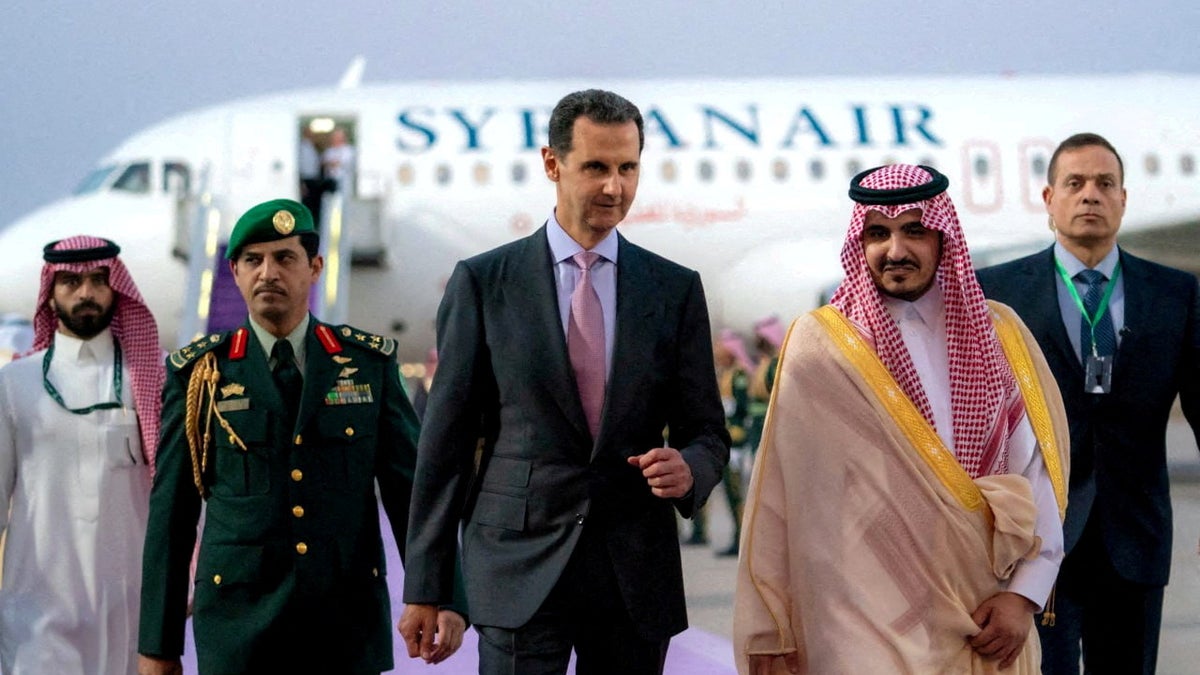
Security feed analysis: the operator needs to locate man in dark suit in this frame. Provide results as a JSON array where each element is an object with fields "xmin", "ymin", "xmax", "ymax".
[
  {"xmin": 138, "ymin": 199, "xmax": 465, "ymax": 675},
  {"xmin": 399, "ymin": 89, "xmax": 730, "ymax": 674},
  {"xmin": 977, "ymin": 133, "xmax": 1200, "ymax": 674}
]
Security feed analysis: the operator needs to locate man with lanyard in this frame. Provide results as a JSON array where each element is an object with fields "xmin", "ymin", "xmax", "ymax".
[
  {"xmin": 0, "ymin": 235, "xmax": 163, "ymax": 674},
  {"xmin": 734, "ymin": 164, "xmax": 1070, "ymax": 673},
  {"xmin": 978, "ymin": 133, "xmax": 1200, "ymax": 674}
]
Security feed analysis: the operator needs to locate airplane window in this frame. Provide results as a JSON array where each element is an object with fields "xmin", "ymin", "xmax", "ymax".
[
  {"xmin": 808, "ymin": 159, "xmax": 824, "ymax": 181},
  {"xmin": 473, "ymin": 162, "xmax": 490, "ymax": 185},
  {"xmin": 1144, "ymin": 154, "xmax": 1160, "ymax": 176},
  {"xmin": 773, "ymin": 159, "xmax": 789, "ymax": 182},
  {"xmin": 736, "ymin": 160, "xmax": 752, "ymax": 182},
  {"xmin": 661, "ymin": 160, "xmax": 677, "ymax": 182},
  {"xmin": 112, "ymin": 162, "xmax": 151, "ymax": 194},
  {"xmin": 1031, "ymin": 156, "xmax": 1047, "ymax": 177},
  {"xmin": 436, "ymin": 164, "xmax": 452, "ymax": 185},
  {"xmin": 73, "ymin": 165, "xmax": 118, "ymax": 194},
  {"xmin": 1181, "ymin": 154, "xmax": 1195, "ymax": 175},
  {"xmin": 163, "ymin": 162, "xmax": 190, "ymax": 195},
  {"xmin": 511, "ymin": 162, "xmax": 527, "ymax": 184},
  {"xmin": 973, "ymin": 156, "xmax": 989, "ymax": 178},
  {"xmin": 698, "ymin": 160, "xmax": 714, "ymax": 182},
  {"xmin": 846, "ymin": 160, "xmax": 862, "ymax": 177},
  {"xmin": 397, "ymin": 163, "xmax": 414, "ymax": 186}
]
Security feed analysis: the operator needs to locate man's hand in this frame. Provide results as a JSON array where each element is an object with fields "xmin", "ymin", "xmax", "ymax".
[
  {"xmin": 748, "ymin": 652, "xmax": 802, "ymax": 674},
  {"xmin": 427, "ymin": 609, "xmax": 467, "ymax": 664},
  {"xmin": 399, "ymin": 603, "xmax": 442, "ymax": 662},
  {"xmin": 968, "ymin": 591, "xmax": 1037, "ymax": 669},
  {"xmin": 137, "ymin": 655, "xmax": 182, "ymax": 675},
  {"xmin": 627, "ymin": 446, "xmax": 694, "ymax": 499}
]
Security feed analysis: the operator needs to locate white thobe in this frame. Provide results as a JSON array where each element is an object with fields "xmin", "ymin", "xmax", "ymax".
[
  {"xmin": 884, "ymin": 289, "xmax": 1064, "ymax": 608},
  {"xmin": 0, "ymin": 329, "xmax": 150, "ymax": 675}
]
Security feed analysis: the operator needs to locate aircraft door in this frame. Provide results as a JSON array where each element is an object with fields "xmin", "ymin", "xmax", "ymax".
[
  {"xmin": 1018, "ymin": 139, "xmax": 1055, "ymax": 212},
  {"xmin": 959, "ymin": 141, "xmax": 1003, "ymax": 213}
]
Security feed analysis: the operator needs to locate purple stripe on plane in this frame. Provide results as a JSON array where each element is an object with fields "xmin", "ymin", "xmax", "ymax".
[{"xmin": 180, "ymin": 508, "xmax": 737, "ymax": 673}]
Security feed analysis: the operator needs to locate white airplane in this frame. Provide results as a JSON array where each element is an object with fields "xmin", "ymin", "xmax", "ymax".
[{"xmin": 3, "ymin": 66, "xmax": 1199, "ymax": 368}]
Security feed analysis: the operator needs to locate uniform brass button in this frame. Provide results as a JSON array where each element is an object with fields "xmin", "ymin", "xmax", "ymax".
[
  {"xmin": 296, "ymin": 542, "xmax": 308, "ymax": 555},
  {"xmin": 344, "ymin": 427, "xmax": 355, "ymax": 437},
  {"xmin": 292, "ymin": 505, "xmax": 305, "ymax": 518},
  {"xmin": 291, "ymin": 469, "xmax": 303, "ymax": 482},
  {"xmin": 294, "ymin": 434, "xmax": 303, "ymax": 445},
  {"xmin": 228, "ymin": 435, "xmax": 235, "ymax": 444},
  {"xmin": 213, "ymin": 574, "xmax": 222, "ymax": 585}
]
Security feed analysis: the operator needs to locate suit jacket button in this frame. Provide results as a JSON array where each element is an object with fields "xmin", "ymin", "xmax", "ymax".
[
  {"xmin": 575, "ymin": 514, "xmax": 585, "ymax": 525},
  {"xmin": 296, "ymin": 542, "xmax": 308, "ymax": 555}
]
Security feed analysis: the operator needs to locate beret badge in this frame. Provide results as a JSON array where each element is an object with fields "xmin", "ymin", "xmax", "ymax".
[{"xmin": 273, "ymin": 210, "xmax": 295, "ymax": 235}]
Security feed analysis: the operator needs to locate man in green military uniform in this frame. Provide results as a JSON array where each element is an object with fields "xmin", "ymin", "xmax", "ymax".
[{"xmin": 137, "ymin": 199, "xmax": 466, "ymax": 674}]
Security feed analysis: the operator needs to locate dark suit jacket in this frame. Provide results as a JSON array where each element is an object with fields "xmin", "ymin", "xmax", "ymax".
[
  {"xmin": 140, "ymin": 318, "xmax": 436, "ymax": 674},
  {"xmin": 978, "ymin": 246, "xmax": 1200, "ymax": 585},
  {"xmin": 404, "ymin": 226, "xmax": 730, "ymax": 640}
]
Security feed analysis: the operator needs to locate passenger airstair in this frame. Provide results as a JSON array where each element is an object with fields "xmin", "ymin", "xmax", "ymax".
[{"xmin": 176, "ymin": 179, "xmax": 359, "ymax": 347}]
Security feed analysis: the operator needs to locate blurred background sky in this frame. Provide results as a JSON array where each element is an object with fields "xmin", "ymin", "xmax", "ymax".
[{"xmin": 2, "ymin": 0, "xmax": 1198, "ymax": 224}]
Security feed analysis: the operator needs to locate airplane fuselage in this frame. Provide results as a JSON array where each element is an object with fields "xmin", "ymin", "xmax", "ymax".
[{"xmin": 2, "ymin": 74, "xmax": 1198, "ymax": 365}]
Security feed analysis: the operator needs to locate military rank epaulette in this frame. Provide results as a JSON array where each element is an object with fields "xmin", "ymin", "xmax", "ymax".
[
  {"xmin": 168, "ymin": 332, "xmax": 230, "ymax": 371},
  {"xmin": 335, "ymin": 325, "xmax": 396, "ymax": 357}
]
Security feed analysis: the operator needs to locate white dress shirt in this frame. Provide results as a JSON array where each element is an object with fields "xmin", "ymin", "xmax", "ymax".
[
  {"xmin": 883, "ymin": 289, "xmax": 1064, "ymax": 608},
  {"xmin": 546, "ymin": 211, "xmax": 618, "ymax": 377}
]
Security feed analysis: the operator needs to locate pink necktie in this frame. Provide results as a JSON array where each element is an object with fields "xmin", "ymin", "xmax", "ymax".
[{"xmin": 568, "ymin": 251, "xmax": 606, "ymax": 438}]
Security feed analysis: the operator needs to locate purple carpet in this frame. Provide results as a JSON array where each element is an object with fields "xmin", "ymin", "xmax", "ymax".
[{"xmin": 179, "ymin": 507, "xmax": 737, "ymax": 673}]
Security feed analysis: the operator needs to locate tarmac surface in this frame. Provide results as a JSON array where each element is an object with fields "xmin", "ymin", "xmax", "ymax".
[{"xmin": 177, "ymin": 419, "xmax": 1199, "ymax": 673}]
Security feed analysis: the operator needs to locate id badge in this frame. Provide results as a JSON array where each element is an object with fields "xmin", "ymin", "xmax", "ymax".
[{"xmin": 1084, "ymin": 354, "xmax": 1113, "ymax": 394}]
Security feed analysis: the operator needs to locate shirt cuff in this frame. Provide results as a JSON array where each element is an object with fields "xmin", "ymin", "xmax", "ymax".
[{"xmin": 1006, "ymin": 554, "xmax": 1060, "ymax": 611}]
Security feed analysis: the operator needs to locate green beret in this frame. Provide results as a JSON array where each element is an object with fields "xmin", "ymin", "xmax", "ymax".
[{"xmin": 226, "ymin": 198, "xmax": 316, "ymax": 259}]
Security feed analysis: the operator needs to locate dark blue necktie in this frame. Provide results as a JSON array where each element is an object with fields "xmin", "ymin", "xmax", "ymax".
[
  {"xmin": 1076, "ymin": 269, "xmax": 1116, "ymax": 358},
  {"xmin": 271, "ymin": 339, "xmax": 302, "ymax": 420}
]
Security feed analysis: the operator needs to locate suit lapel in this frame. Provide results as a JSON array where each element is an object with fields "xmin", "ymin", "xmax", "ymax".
[
  {"xmin": 595, "ymin": 235, "xmax": 660, "ymax": 458},
  {"xmin": 229, "ymin": 322, "xmax": 286, "ymax": 417},
  {"xmin": 1113, "ymin": 249, "xmax": 1148, "ymax": 379},
  {"xmin": 512, "ymin": 227, "xmax": 592, "ymax": 440},
  {"xmin": 297, "ymin": 321, "xmax": 341, "ymax": 433},
  {"xmin": 1028, "ymin": 247, "xmax": 1085, "ymax": 377}
]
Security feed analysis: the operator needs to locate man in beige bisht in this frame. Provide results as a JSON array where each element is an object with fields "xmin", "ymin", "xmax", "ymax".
[{"xmin": 733, "ymin": 164, "xmax": 1070, "ymax": 674}]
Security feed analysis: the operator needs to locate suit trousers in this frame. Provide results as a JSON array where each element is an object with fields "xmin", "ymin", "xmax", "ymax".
[
  {"xmin": 475, "ymin": 525, "xmax": 670, "ymax": 675},
  {"xmin": 1038, "ymin": 516, "xmax": 1165, "ymax": 675}
]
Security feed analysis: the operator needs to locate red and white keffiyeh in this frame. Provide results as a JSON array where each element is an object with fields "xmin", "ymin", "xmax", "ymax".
[
  {"xmin": 25, "ymin": 235, "xmax": 164, "ymax": 473},
  {"xmin": 829, "ymin": 164, "xmax": 1022, "ymax": 477},
  {"xmin": 719, "ymin": 329, "xmax": 754, "ymax": 373},
  {"xmin": 754, "ymin": 315, "xmax": 786, "ymax": 351}
]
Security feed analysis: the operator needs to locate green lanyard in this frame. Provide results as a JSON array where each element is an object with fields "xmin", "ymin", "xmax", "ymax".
[
  {"xmin": 1054, "ymin": 258, "xmax": 1121, "ymax": 357},
  {"xmin": 42, "ymin": 340, "xmax": 123, "ymax": 414}
]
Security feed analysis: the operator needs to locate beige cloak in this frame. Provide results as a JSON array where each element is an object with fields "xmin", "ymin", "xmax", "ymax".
[{"xmin": 733, "ymin": 302, "xmax": 1068, "ymax": 674}]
